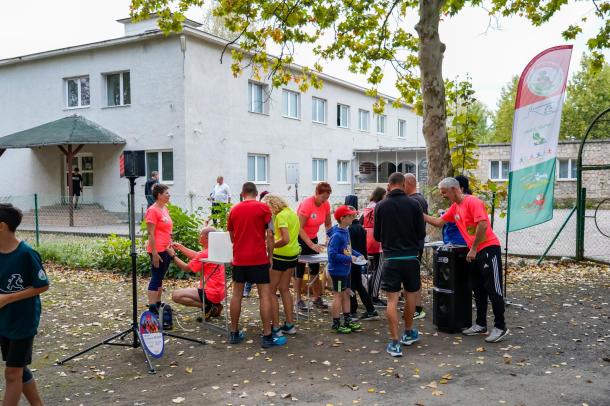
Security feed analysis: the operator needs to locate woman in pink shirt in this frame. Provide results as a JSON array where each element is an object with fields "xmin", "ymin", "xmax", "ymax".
[
  {"xmin": 295, "ymin": 182, "xmax": 332, "ymax": 311},
  {"xmin": 145, "ymin": 183, "xmax": 173, "ymax": 314}
]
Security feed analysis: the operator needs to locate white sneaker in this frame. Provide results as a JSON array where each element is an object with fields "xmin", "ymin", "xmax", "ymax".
[
  {"xmin": 485, "ymin": 327, "xmax": 509, "ymax": 343},
  {"xmin": 462, "ymin": 324, "xmax": 487, "ymax": 336}
]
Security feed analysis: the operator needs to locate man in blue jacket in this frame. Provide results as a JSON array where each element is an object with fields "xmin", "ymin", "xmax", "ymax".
[
  {"xmin": 327, "ymin": 205, "xmax": 364, "ymax": 334},
  {"xmin": 374, "ymin": 173, "xmax": 426, "ymax": 357}
]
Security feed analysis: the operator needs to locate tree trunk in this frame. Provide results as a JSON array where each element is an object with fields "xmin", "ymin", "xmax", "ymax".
[{"xmin": 416, "ymin": 0, "xmax": 453, "ymax": 213}]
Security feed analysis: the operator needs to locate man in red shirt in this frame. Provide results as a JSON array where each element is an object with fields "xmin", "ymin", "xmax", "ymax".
[
  {"xmin": 424, "ymin": 177, "xmax": 508, "ymax": 343},
  {"xmin": 227, "ymin": 182, "xmax": 286, "ymax": 348}
]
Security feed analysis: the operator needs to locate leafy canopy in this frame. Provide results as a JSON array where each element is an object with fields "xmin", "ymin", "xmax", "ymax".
[{"xmin": 130, "ymin": 0, "xmax": 609, "ymax": 112}]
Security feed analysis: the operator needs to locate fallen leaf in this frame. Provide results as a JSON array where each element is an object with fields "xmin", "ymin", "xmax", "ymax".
[
  {"xmin": 172, "ymin": 397, "xmax": 185, "ymax": 404},
  {"xmin": 264, "ymin": 391, "xmax": 276, "ymax": 397},
  {"xmin": 185, "ymin": 367, "xmax": 193, "ymax": 374},
  {"xmin": 432, "ymin": 390, "xmax": 444, "ymax": 396}
]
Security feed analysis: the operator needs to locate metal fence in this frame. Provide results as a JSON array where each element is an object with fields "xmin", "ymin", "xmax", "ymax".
[{"xmin": 3, "ymin": 192, "xmax": 609, "ymax": 264}]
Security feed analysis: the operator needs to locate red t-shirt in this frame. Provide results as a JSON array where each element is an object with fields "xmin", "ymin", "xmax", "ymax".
[
  {"xmin": 297, "ymin": 196, "xmax": 331, "ymax": 239},
  {"xmin": 227, "ymin": 200, "xmax": 272, "ymax": 266},
  {"xmin": 145, "ymin": 205, "xmax": 173, "ymax": 253},
  {"xmin": 441, "ymin": 195, "xmax": 500, "ymax": 252},
  {"xmin": 187, "ymin": 249, "xmax": 226, "ymax": 304}
]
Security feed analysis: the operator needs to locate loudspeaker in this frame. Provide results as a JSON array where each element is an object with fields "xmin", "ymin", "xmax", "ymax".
[
  {"xmin": 434, "ymin": 245, "xmax": 469, "ymax": 291},
  {"xmin": 432, "ymin": 245, "xmax": 472, "ymax": 333},
  {"xmin": 120, "ymin": 150, "xmax": 146, "ymax": 178}
]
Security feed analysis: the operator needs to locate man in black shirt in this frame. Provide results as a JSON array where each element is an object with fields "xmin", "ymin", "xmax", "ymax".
[
  {"xmin": 144, "ymin": 171, "xmax": 159, "ymax": 208},
  {"xmin": 374, "ymin": 172, "xmax": 425, "ymax": 357},
  {"xmin": 71, "ymin": 168, "xmax": 83, "ymax": 209},
  {"xmin": 404, "ymin": 173, "xmax": 428, "ymax": 320}
]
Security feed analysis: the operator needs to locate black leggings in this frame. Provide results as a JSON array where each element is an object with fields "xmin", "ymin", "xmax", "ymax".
[
  {"xmin": 350, "ymin": 265, "xmax": 375, "ymax": 313},
  {"xmin": 367, "ymin": 253, "xmax": 382, "ymax": 299}
]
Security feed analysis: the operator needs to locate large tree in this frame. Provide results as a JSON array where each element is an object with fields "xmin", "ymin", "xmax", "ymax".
[
  {"xmin": 560, "ymin": 53, "xmax": 610, "ymax": 140},
  {"xmin": 129, "ymin": 0, "xmax": 609, "ymax": 196}
]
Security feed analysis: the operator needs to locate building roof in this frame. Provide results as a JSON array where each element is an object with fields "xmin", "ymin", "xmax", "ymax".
[
  {"xmin": 0, "ymin": 24, "xmax": 413, "ymax": 110},
  {"xmin": 0, "ymin": 115, "xmax": 126, "ymax": 148}
]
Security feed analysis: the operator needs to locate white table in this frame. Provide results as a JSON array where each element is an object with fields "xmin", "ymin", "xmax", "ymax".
[{"xmin": 296, "ymin": 253, "xmax": 328, "ymax": 320}]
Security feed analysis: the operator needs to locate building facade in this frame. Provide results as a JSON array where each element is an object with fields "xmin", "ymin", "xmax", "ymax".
[{"xmin": 0, "ymin": 17, "xmax": 424, "ymax": 211}]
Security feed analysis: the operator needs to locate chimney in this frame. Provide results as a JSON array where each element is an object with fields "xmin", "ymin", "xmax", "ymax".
[{"xmin": 117, "ymin": 14, "xmax": 202, "ymax": 36}]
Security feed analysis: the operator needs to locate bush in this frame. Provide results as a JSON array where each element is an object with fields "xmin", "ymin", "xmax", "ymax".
[{"xmin": 36, "ymin": 239, "xmax": 103, "ymax": 269}]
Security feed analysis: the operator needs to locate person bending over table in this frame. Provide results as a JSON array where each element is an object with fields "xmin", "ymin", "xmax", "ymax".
[
  {"xmin": 424, "ymin": 177, "xmax": 509, "ymax": 343},
  {"xmin": 167, "ymin": 227, "xmax": 225, "ymax": 321},
  {"xmin": 295, "ymin": 182, "xmax": 333, "ymax": 311}
]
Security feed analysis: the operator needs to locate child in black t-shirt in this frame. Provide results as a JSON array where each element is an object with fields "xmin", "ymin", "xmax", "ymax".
[{"xmin": 0, "ymin": 204, "xmax": 49, "ymax": 406}]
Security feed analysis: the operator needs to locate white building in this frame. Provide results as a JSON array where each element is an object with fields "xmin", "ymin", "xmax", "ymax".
[{"xmin": 0, "ymin": 16, "xmax": 426, "ymax": 213}]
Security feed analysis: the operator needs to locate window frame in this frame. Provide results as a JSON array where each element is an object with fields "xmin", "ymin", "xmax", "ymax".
[
  {"xmin": 248, "ymin": 81, "xmax": 269, "ymax": 115},
  {"xmin": 376, "ymin": 114, "xmax": 387, "ymax": 135},
  {"xmin": 337, "ymin": 104, "xmax": 350, "ymax": 129},
  {"xmin": 282, "ymin": 89, "xmax": 301, "ymax": 119},
  {"xmin": 557, "ymin": 158, "xmax": 577, "ymax": 181},
  {"xmin": 312, "ymin": 97, "xmax": 327, "ymax": 124},
  {"xmin": 104, "ymin": 71, "xmax": 130, "ymax": 107},
  {"xmin": 358, "ymin": 109, "xmax": 370, "ymax": 132},
  {"xmin": 65, "ymin": 75, "xmax": 90, "ymax": 109},
  {"xmin": 398, "ymin": 119, "xmax": 406, "ymax": 138},
  {"xmin": 489, "ymin": 160, "xmax": 510, "ymax": 181},
  {"xmin": 145, "ymin": 149, "xmax": 174, "ymax": 184},
  {"xmin": 337, "ymin": 160, "xmax": 350, "ymax": 184},
  {"xmin": 312, "ymin": 158, "xmax": 328, "ymax": 183},
  {"xmin": 247, "ymin": 153, "xmax": 269, "ymax": 184}
]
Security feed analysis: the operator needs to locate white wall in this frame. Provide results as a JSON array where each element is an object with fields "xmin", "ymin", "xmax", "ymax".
[
  {"xmin": 0, "ymin": 37, "xmax": 186, "ymax": 203},
  {"xmin": 183, "ymin": 33, "xmax": 423, "ymax": 201}
]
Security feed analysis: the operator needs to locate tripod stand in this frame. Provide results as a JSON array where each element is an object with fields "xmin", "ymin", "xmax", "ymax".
[{"xmin": 56, "ymin": 176, "xmax": 204, "ymax": 374}]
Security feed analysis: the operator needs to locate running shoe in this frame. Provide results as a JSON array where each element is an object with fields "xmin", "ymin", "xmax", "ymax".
[
  {"xmin": 313, "ymin": 297, "xmax": 329, "ymax": 309},
  {"xmin": 386, "ymin": 342, "xmax": 402, "ymax": 357},
  {"xmin": 372, "ymin": 298, "xmax": 387, "ymax": 307},
  {"xmin": 462, "ymin": 324, "xmax": 488, "ymax": 336},
  {"xmin": 280, "ymin": 323, "xmax": 297, "ymax": 335},
  {"xmin": 272, "ymin": 327, "xmax": 284, "ymax": 337},
  {"xmin": 413, "ymin": 309, "xmax": 426, "ymax": 320},
  {"xmin": 332, "ymin": 325, "xmax": 352, "ymax": 334},
  {"xmin": 229, "ymin": 330, "xmax": 245, "ymax": 344},
  {"xmin": 297, "ymin": 300, "xmax": 312, "ymax": 311},
  {"xmin": 262, "ymin": 334, "xmax": 287, "ymax": 348},
  {"xmin": 400, "ymin": 329, "xmax": 420, "ymax": 346},
  {"xmin": 359, "ymin": 311, "xmax": 380, "ymax": 321},
  {"xmin": 345, "ymin": 320, "xmax": 362, "ymax": 331},
  {"xmin": 485, "ymin": 328, "xmax": 509, "ymax": 343},
  {"xmin": 349, "ymin": 313, "xmax": 360, "ymax": 322}
]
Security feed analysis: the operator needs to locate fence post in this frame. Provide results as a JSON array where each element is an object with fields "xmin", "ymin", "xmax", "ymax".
[
  {"xmin": 576, "ymin": 187, "xmax": 586, "ymax": 261},
  {"xmin": 490, "ymin": 191, "xmax": 496, "ymax": 230},
  {"xmin": 34, "ymin": 194, "xmax": 40, "ymax": 246}
]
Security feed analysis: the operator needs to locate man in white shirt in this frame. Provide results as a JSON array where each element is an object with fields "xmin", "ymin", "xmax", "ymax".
[{"xmin": 210, "ymin": 176, "xmax": 231, "ymax": 226}]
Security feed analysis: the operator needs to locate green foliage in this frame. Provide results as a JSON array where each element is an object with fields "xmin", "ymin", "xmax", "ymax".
[
  {"xmin": 475, "ymin": 179, "xmax": 508, "ymax": 217},
  {"xmin": 489, "ymin": 75, "xmax": 519, "ymax": 144},
  {"xmin": 560, "ymin": 54, "xmax": 610, "ymax": 140},
  {"xmin": 446, "ymin": 77, "xmax": 487, "ymax": 176},
  {"xmin": 36, "ymin": 239, "xmax": 102, "ymax": 269},
  {"xmin": 208, "ymin": 202, "xmax": 232, "ymax": 231}
]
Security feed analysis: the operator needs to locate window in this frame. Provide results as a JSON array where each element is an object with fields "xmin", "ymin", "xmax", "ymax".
[
  {"xmin": 376, "ymin": 114, "xmax": 386, "ymax": 134},
  {"xmin": 105, "ymin": 71, "xmax": 130, "ymax": 106},
  {"xmin": 337, "ymin": 160, "xmax": 350, "ymax": 183},
  {"xmin": 337, "ymin": 104, "xmax": 350, "ymax": 128},
  {"xmin": 558, "ymin": 158, "xmax": 576, "ymax": 180},
  {"xmin": 358, "ymin": 109, "xmax": 370, "ymax": 131},
  {"xmin": 312, "ymin": 97, "xmax": 327, "ymax": 124},
  {"xmin": 248, "ymin": 82, "xmax": 268, "ymax": 114},
  {"xmin": 248, "ymin": 154, "xmax": 268, "ymax": 183},
  {"xmin": 398, "ymin": 119, "xmax": 406, "ymax": 138},
  {"xmin": 146, "ymin": 150, "xmax": 174, "ymax": 182},
  {"xmin": 66, "ymin": 76, "xmax": 90, "ymax": 108},
  {"xmin": 490, "ymin": 160, "xmax": 509, "ymax": 181},
  {"xmin": 312, "ymin": 159, "xmax": 327, "ymax": 182},
  {"xmin": 282, "ymin": 89, "xmax": 300, "ymax": 119}
]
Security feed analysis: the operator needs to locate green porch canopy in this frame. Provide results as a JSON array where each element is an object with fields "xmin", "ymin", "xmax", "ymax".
[{"xmin": 0, "ymin": 115, "xmax": 126, "ymax": 148}]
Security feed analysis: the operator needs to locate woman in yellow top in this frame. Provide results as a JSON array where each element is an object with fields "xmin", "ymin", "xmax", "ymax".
[{"xmin": 263, "ymin": 194, "xmax": 301, "ymax": 336}]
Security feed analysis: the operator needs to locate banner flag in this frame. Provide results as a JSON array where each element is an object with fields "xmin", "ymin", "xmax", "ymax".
[{"xmin": 507, "ymin": 45, "xmax": 573, "ymax": 232}]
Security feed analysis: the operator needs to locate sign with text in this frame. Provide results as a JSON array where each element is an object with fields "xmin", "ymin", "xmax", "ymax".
[
  {"xmin": 507, "ymin": 46, "xmax": 572, "ymax": 232},
  {"xmin": 139, "ymin": 311, "xmax": 164, "ymax": 358}
]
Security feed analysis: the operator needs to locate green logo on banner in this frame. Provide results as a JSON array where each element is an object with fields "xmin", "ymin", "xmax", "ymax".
[{"xmin": 507, "ymin": 159, "xmax": 556, "ymax": 232}]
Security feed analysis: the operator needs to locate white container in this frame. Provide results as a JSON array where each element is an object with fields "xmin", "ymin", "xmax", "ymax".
[{"xmin": 208, "ymin": 231, "xmax": 233, "ymax": 263}]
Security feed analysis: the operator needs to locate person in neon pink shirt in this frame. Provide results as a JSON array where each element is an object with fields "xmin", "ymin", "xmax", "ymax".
[
  {"xmin": 424, "ymin": 177, "xmax": 508, "ymax": 343},
  {"xmin": 145, "ymin": 184, "xmax": 173, "ymax": 315},
  {"xmin": 167, "ymin": 227, "xmax": 225, "ymax": 321},
  {"xmin": 295, "ymin": 182, "xmax": 333, "ymax": 310}
]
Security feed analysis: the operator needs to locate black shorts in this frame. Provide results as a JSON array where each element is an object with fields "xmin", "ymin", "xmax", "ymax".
[
  {"xmin": 272, "ymin": 254, "xmax": 299, "ymax": 271},
  {"xmin": 330, "ymin": 274, "xmax": 351, "ymax": 292},
  {"xmin": 0, "ymin": 336, "xmax": 34, "ymax": 368},
  {"xmin": 381, "ymin": 258, "xmax": 421, "ymax": 293},
  {"xmin": 296, "ymin": 237, "xmax": 320, "ymax": 277},
  {"xmin": 232, "ymin": 264, "xmax": 270, "ymax": 284},
  {"xmin": 197, "ymin": 288, "xmax": 220, "ymax": 305}
]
